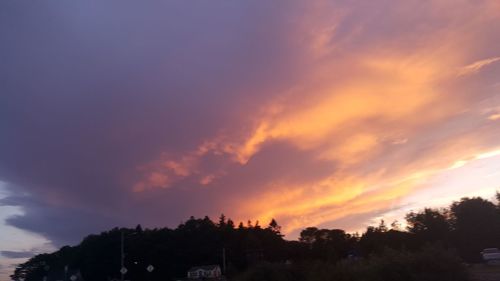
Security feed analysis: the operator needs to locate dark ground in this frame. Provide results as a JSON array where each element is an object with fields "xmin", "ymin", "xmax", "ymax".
[{"xmin": 469, "ymin": 264, "xmax": 500, "ymax": 281}]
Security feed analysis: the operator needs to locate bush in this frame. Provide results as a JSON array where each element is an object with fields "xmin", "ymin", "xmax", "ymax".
[
  {"xmin": 357, "ymin": 246, "xmax": 469, "ymax": 281},
  {"xmin": 234, "ymin": 262, "xmax": 298, "ymax": 281},
  {"xmin": 235, "ymin": 245, "xmax": 470, "ymax": 281}
]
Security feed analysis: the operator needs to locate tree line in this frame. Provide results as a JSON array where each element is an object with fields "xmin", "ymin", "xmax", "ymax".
[{"xmin": 11, "ymin": 194, "xmax": 500, "ymax": 281}]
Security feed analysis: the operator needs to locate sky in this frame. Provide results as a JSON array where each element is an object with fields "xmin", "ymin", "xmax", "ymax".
[{"xmin": 1, "ymin": 0, "xmax": 500, "ymax": 280}]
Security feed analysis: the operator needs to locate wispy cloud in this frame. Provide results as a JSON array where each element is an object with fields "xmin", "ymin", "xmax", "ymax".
[{"xmin": 458, "ymin": 57, "xmax": 500, "ymax": 76}]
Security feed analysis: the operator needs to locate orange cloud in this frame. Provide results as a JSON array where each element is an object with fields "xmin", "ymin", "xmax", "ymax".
[{"xmin": 132, "ymin": 0, "xmax": 500, "ymax": 235}]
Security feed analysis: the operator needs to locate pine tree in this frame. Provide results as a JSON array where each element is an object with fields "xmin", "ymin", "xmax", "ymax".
[
  {"xmin": 218, "ymin": 214, "xmax": 226, "ymax": 227},
  {"xmin": 268, "ymin": 218, "xmax": 282, "ymax": 234},
  {"xmin": 227, "ymin": 219, "xmax": 235, "ymax": 229}
]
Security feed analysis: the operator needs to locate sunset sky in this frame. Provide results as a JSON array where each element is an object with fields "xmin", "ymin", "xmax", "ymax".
[{"xmin": 1, "ymin": 1, "xmax": 500, "ymax": 280}]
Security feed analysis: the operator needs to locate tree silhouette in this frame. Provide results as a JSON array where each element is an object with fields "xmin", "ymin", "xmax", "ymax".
[
  {"xmin": 406, "ymin": 208, "xmax": 450, "ymax": 243},
  {"xmin": 450, "ymin": 197, "xmax": 500, "ymax": 261},
  {"xmin": 12, "ymin": 194, "xmax": 500, "ymax": 281}
]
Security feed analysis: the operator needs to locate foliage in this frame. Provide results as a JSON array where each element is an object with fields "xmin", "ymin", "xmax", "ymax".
[
  {"xmin": 11, "ymin": 217, "xmax": 287, "ymax": 281},
  {"xmin": 235, "ymin": 245, "xmax": 469, "ymax": 281},
  {"xmin": 450, "ymin": 197, "xmax": 500, "ymax": 262},
  {"xmin": 406, "ymin": 208, "xmax": 450, "ymax": 243},
  {"xmin": 12, "ymin": 194, "xmax": 500, "ymax": 280}
]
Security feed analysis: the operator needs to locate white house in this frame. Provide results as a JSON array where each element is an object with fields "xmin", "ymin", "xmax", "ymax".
[{"xmin": 187, "ymin": 265, "xmax": 222, "ymax": 279}]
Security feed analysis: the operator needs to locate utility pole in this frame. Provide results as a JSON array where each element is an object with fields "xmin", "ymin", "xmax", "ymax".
[
  {"xmin": 121, "ymin": 231, "xmax": 125, "ymax": 281},
  {"xmin": 222, "ymin": 247, "xmax": 226, "ymax": 275}
]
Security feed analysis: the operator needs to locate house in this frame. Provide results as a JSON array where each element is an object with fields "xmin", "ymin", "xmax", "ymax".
[{"xmin": 187, "ymin": 265, "xmax": 222, "ymax": 279}]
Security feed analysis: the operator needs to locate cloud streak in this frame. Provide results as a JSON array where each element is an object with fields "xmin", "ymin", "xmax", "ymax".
[
  {"xmin": 458, "ymin": 57, "xmax": 500, "ymax": 77},
  {"xmin": 0, "ymin": 251, "xmax": 37, "ymax": 259}
]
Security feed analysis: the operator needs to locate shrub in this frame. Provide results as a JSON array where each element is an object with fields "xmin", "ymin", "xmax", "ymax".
[{"xmin": 235, "ymin": 245, "xmax": 470, "ymax": 281}]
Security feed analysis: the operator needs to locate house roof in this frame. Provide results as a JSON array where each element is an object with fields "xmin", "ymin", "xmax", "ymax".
[{"xmin": 188, "ymin": 265, "xmax": 220, "ymax": 272}]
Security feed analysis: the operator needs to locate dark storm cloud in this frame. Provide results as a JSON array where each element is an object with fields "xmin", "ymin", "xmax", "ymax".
[
  {"xmin": 0, "ymin": 0, "xmax": 313, "ymax": 246},
  {"xmin": 1, "ymin": 194, "xmax": 125, "ymax": 246},
  {"xmin": 0, "ymin": 251, "xmax": 37, "ymax": 259}
]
